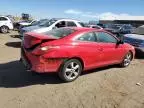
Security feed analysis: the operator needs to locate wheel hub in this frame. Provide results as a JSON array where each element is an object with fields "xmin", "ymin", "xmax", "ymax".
[{"xmin": 65, "ymin": 62, "xmax": 80, "ymax": 80}]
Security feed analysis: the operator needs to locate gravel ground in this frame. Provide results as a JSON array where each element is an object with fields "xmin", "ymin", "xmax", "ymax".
[{"xmin": 0, "ymin": 31, "xmax": 144, "ymax": 108}]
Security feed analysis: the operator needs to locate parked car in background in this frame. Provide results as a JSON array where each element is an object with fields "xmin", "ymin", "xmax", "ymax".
[
  {"xmin": 86, "ymin": 24, "xmax": 103, "ymax": 30},
  {"xmin": 97, "ymin": 23, "xmax": 106, "ymax": 28},
  {"xmin": 28, "ymin": 19, "xmax": 49, "ymax": 26},
  {"xmin": 124, "ymin": 25, "xmax": 144, "ymax": 54},
  {"xmin": 21, "ymin": 27, "xmax": 135, "ymax": 82},
  {"xmin": 104, "ymin": 24, "xmax": 134, "ymax": 36},
  {"xmin": 19, "ymin": 18, "xmax": 85, "ymax": 38},
  {"xmin": 0, "ymin": 16, "xmax": 13, "ymax": 33},
  {"xmin": 19, "ymin": 19, "xmax": 50, "ymax": 37},
  {"xmin": 14, "ymin": 20, "xmax": 36, "ymax": 30}
]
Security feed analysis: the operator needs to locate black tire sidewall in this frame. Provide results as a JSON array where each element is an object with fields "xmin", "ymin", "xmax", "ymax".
[
  {"xmin": 0, "ymin": 26, "xmax": 9, "ymax": 33},
  {"xmin": 59, "ymin": 59, "xmax": 82, "ymax": 82}
]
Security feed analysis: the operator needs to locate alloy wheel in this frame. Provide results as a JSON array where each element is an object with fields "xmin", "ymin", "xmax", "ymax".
[
  {"xmin": 123, "ymin": 52, "xmax": 132, "ymax": 67},
  {"xmin": 64, "ymin": 62, "xmax": 80, "ymax": 80},
  {"xmin": 1, "ymin": 26, "xmax": 8, "ymax": 33}
]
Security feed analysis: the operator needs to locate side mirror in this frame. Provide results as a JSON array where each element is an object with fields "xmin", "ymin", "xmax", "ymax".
[{"xmin": 117, "ymin": 39, "xmax": 124, "ymax": 45}]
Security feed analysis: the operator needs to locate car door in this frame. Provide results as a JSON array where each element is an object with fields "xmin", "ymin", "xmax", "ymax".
[
  {"xmin": 94, "ymin": 31, "xmax": 125, "ymax": 65},
  {"xmin": 0, "ymin": 17, "xmax": 8, "ymax": 26},
  {"xmin": 76, "ymin": 32, "xmax": 103, "ymax": 69}
]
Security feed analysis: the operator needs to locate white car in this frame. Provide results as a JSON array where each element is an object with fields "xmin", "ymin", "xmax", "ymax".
[
  {"xmin": 33, "ymin": 18, "xmax": 85, "ymax": 33},
  {"xmin": 0, "ymin": 16, "xmax": 13, "ymax": 33},
  {"xmin": 23, "ymin": 18, "xmax": 84, "ymax": 33},
  {"xmin": 18, "ymin": 20, "xmax": 36, "ymax": 27}
]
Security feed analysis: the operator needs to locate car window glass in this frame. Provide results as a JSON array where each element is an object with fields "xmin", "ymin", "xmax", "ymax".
[
  {"xmin": 78, "ymin": 32, "xmax": 96, "ymax": 42},
  {"xmin": 39, "ymin": 19, "xmax": 56, "ymax": 27},
  {"xmin": 0, "ymin": 17, "xmax": 8, "ymax": 21},
  {"xmin": 78, "ymin": 22, "xmax": 85, "ymax": 27},
  {"xmin": 96, "ymin": 32, "xmax": 117, "ymax": 43},
  {"xmin": 55, "ymin": 21, "xmax": 66, "ymax": 28},
  {"xmin": 67, "ymin": 21, "xmax": 77, "ymax": 27}
]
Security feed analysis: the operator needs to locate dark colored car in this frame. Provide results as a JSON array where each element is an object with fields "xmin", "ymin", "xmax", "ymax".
[
  {"xmin": 105, "ymin": 24, "xmax": 134, "ymax": 36},
  {"xmin": 124, "ymin": 25, "xmax": 144, "ymax": 55},
  {"xmin": 21, "ymin": 27, "xmax": 135, "ymax": 82}
]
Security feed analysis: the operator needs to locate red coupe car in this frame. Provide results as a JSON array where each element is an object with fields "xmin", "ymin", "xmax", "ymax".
[{"xmin": 21, "ymin": 27, "xmax": 135, "ymax": 82}]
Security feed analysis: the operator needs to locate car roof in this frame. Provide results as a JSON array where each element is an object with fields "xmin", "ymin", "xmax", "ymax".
[
  {"xmin": 63, "ymin": 27, "xmax": 103, "ymax": 32},
  {"xmin": 51, "ymin": 18, "xmax": 81, "ymax": 22},
  {"xmin": 0, "ymin": 16, "xmax": 9, "ymax": 18}
]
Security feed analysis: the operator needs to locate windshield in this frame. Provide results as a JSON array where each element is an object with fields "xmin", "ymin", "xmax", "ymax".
[
  {"xmin": 31, "ymin": 19, "xmax": 48, "ymax": 26},
  {"xmin": 39, "ymin": 19, "xmax": 57, "ymax": 27},
  {"xmin": 43, "ymin": 28, "xmax": 76, "ymax": 38}
]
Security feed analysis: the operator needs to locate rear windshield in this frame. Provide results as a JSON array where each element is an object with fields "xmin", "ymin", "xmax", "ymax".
[
  {"xmin": 43, "ymin": 28, "xmax": 76, "ymax": 38},
  {"xmin": 39, "ymin": 19, "xmax": 57, "ymax": 27}
]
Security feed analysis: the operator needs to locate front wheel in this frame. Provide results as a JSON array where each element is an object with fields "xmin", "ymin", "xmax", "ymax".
[
  {"xmin": 58, "ymin": 59, "xmax": 82, "ymax": 82},
  {"xmin": 0, "ymin": 26, "xmax": 9, "ymax": 33},
  {"xmin": 120, "ymin": 52, "xmax": 133, "ymax": 67}
]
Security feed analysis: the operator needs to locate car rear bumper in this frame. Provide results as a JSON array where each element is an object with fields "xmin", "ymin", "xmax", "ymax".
[{"xmin": 21, "ymin": 47, "xmax": 63, "ymax": 73}]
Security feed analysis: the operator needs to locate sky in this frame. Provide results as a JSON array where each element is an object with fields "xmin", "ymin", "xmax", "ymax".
[{"xmin": 0, "ymin": 0, "xmax": 144, "ymax": 21}]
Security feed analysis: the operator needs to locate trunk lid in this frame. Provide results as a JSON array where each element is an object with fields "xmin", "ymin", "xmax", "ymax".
[{"xmin": 23, "ymin": 32, "xmax": 57, "ymax": 49}]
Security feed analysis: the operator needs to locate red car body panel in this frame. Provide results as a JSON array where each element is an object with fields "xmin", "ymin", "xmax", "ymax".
[{"xmin": 21, "ymin": 27, "xmax": 135, "ymax": 73}]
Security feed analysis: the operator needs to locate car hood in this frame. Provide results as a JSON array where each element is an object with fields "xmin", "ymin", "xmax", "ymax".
[
  {"xmin": 22, "ymin": 25, "xmax": 41, "ymax": 32},
  {"xmin": 124, "ymin": 34, "xmax": 144, "ymax": 40},
  {"xmin": 19, "ymin": 22, "xmax": 31, "ymax": 26}
]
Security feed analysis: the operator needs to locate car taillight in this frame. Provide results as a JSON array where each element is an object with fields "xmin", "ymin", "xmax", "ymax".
[
  {"xmin": 32, "ymin": 46, "xmax": 60, "ymax": 55},
  {"xmin": 40, "ymin": 46, "xmax": 60, "ymax": 51}
]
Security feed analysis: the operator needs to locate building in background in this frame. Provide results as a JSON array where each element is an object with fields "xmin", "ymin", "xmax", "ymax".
[{"xmin": 99, "ymin": 16, "xmax": 144, "ymax": 27}]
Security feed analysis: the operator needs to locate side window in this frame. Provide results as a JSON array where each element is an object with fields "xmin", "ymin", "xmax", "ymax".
[
  {"xmin": 0, "ymin": 17, "xmax": 8, "ymax": 21},
  {"xmin": 55, "ymin": 21, "xmax": 66, "ymax": 28},
  {"xmin": 67, "ymin": 21, "xmax": 77, "ymax": 27},
  {"xmin": 78, "ymin": 32, "xmax": 96, "ymax": 42},
  {"xmin": 96, "ymin": 32, "xmax": 117, "ymax": 43}
]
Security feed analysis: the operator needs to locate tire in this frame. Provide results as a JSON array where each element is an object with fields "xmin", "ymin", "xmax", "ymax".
[
  {"xmin": 0, "ymin": 26, "xmax": 9, "ymax": 33},
  {"xmin": 120, "ymin": 51, "xmax": 133, "ymax": 67},
  {"xmin": 58, "ymin": 59, "xmax": 82, "ymax": 82}
]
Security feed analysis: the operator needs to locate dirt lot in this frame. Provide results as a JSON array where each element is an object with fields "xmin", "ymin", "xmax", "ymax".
[{"xmin": 0, "ymin": 31, "xmax": 144, "ymax": 108}]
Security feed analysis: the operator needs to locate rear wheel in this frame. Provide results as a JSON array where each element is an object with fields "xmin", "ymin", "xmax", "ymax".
[
  {"xmin": 120, "ymin": 51, "xmax": 133, "ymax": 67},
  {"xmin": 58, "ymin": 59, "xmax": 82, "ymax": 82},
  {"xmin": 0, "ymin": 26, "xmax": 9, "ymax": 33}
]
